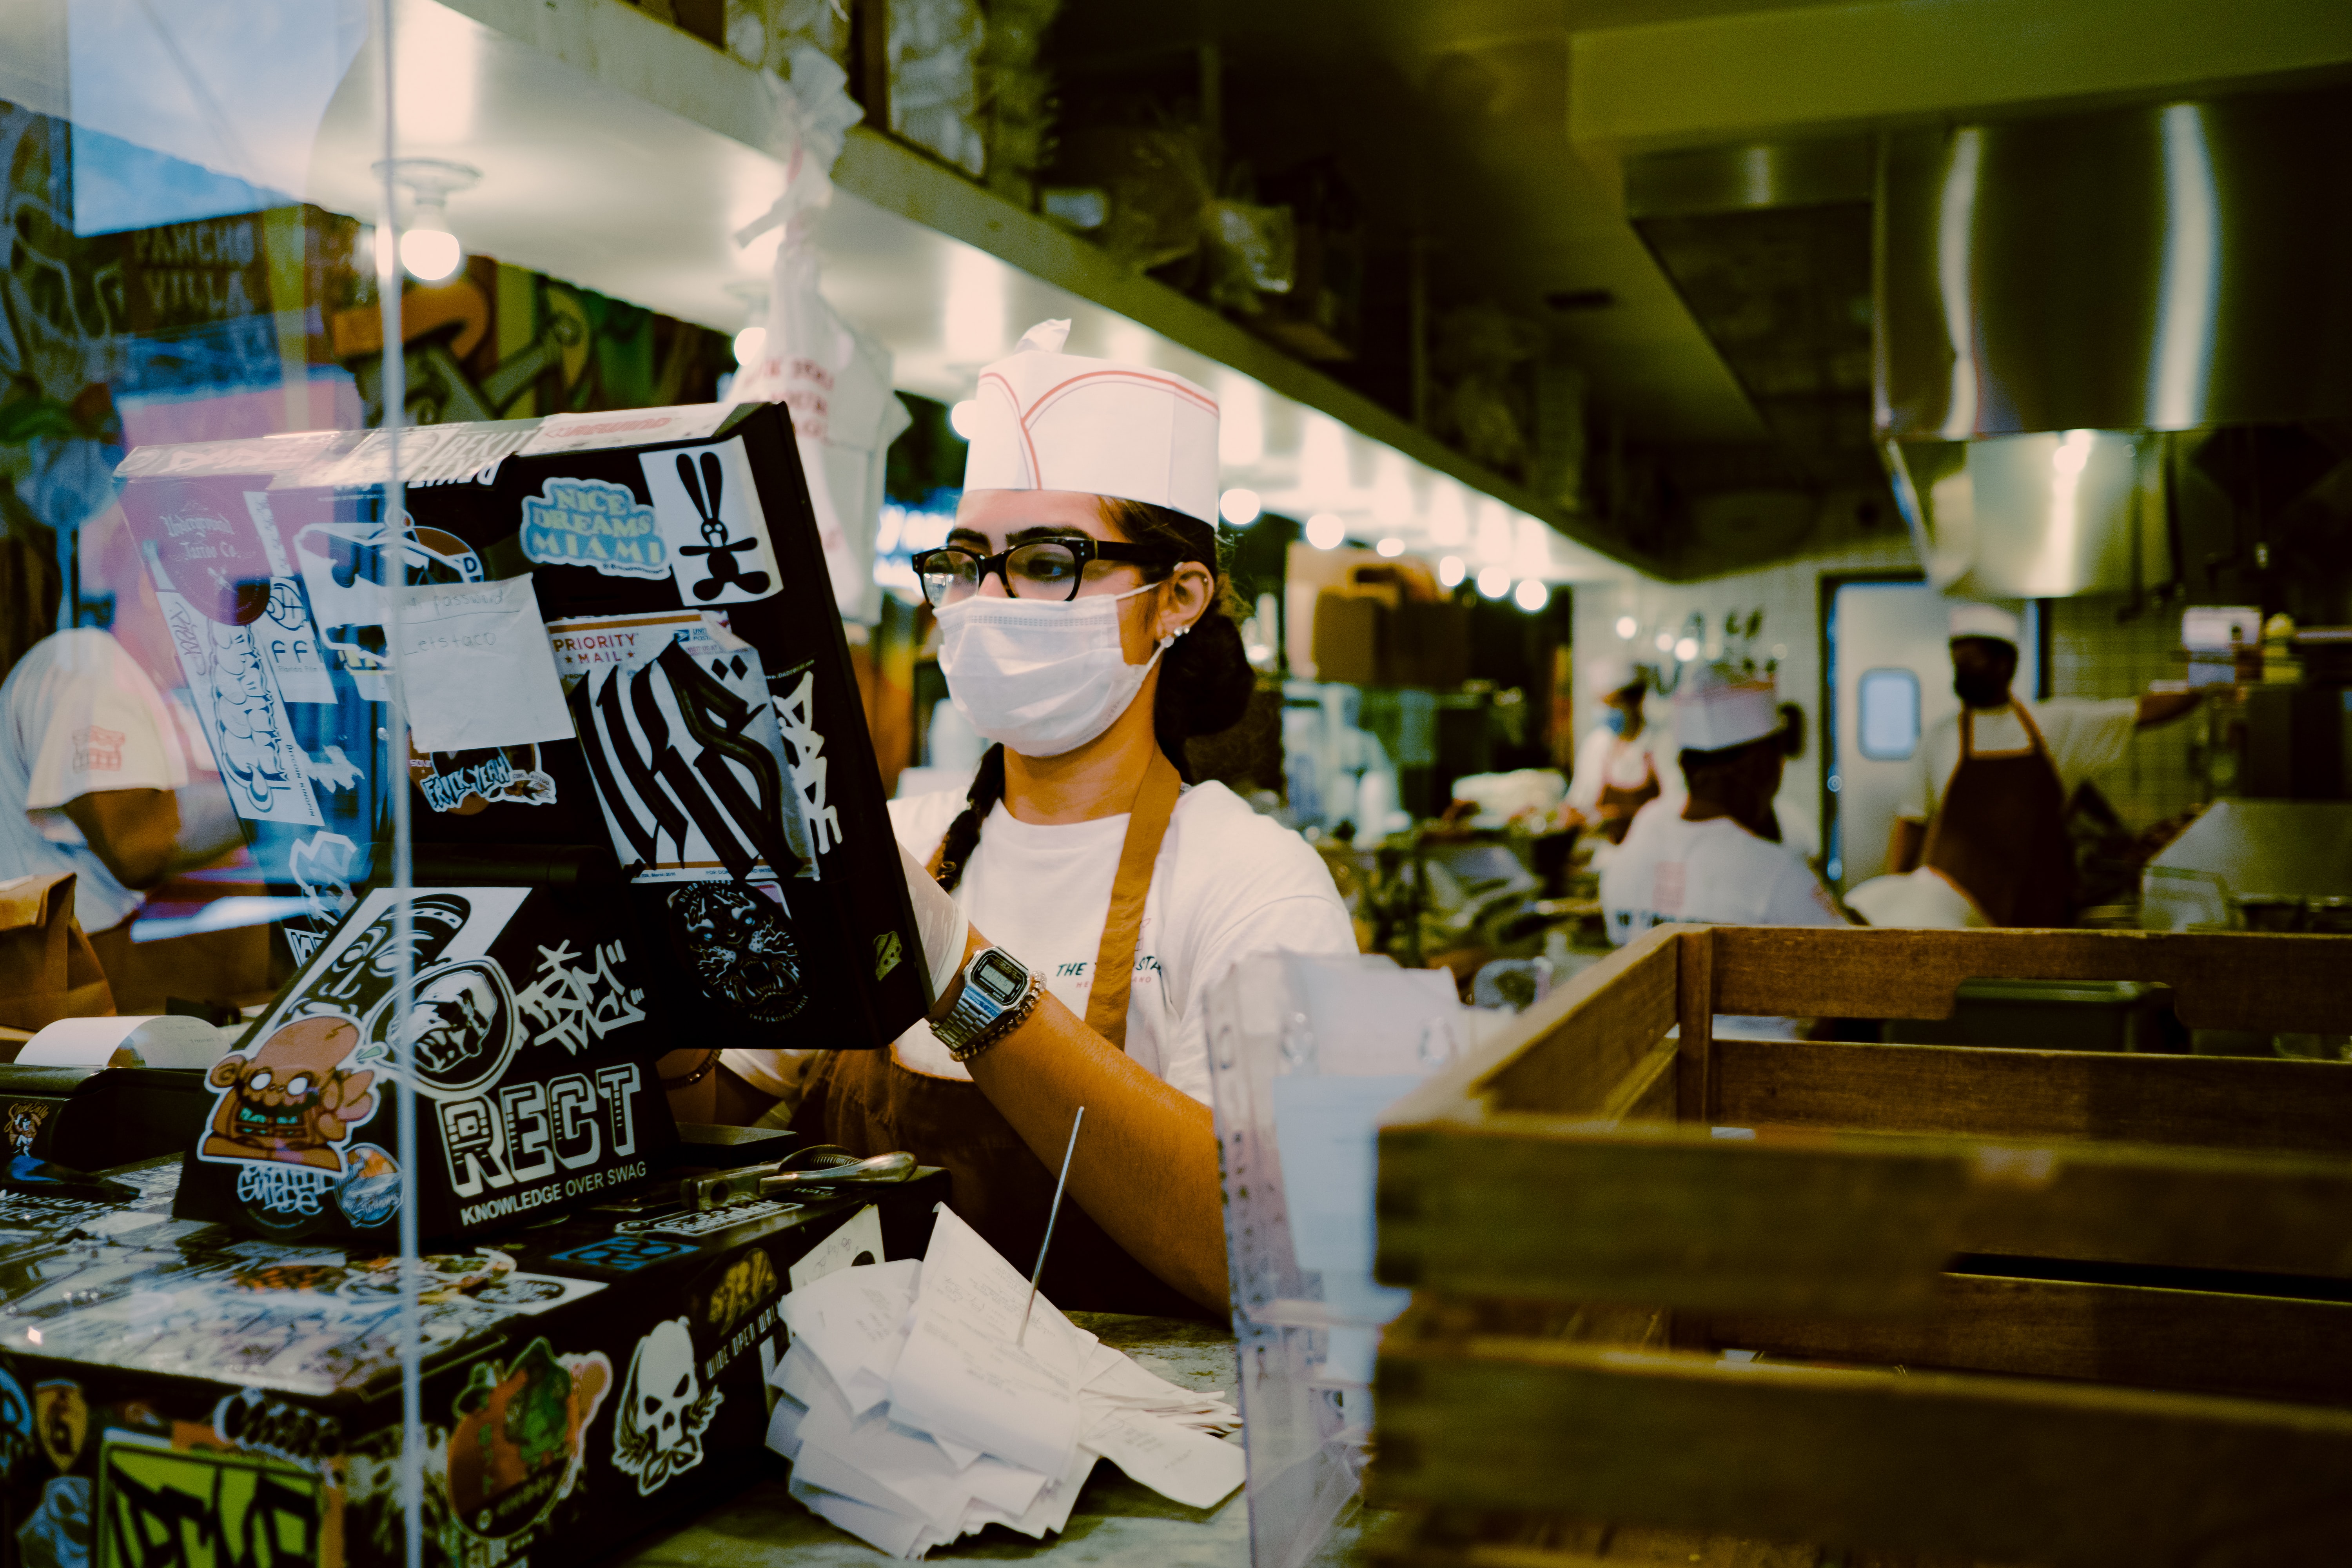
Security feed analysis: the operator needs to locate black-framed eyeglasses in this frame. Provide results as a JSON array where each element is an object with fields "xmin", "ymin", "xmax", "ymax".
[{"xmin": 911, "ymin": 537, "xmax": 1181, "ymax": 607}]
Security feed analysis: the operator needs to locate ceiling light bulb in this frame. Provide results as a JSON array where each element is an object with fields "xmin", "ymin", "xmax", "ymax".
[
  {"xmin": 947, "ymin": 400, "xmax": 980, "ymax": 439},
  {"xmin": 1476, "ymin": 565, "xmax": 1511, "ymax": 599},
  {"xmin": 732, "ymin": 327, "xmax": 767, "ymax": 367},
  {"xmin": 1675, "ymin": 635, "xmax": 1700, "ymax": 661},
  {"xmin": 1616, "ymin": 615, "xmax": 1638, "ymax": 639},
  {"xmin": 1514, "ymin": 579, "xmax": 1550, "ymax": 613},
  {"xmin": 1655, "ymin": 632, "xmax": 1675, "ymax": 653},
  {"xmin": 398, "ymin": 223, "xmax": 461, "ymax": 283},
  {"xmin": 1220, "ymin": 488, "xmax": 1261, "ymax": 526},
  {"xmin": 376, "ymin": 159, "xmax": 480, "ymax": 284},
  {"xmin": 1437, "ymin": 555, "xmax": 1466, "ymax": 587},
  {"xmin": 1376, "ymin": 537, "xmax": 1404, "ymax": 558},
  {"xmin": 1305, "ymin": 512, "xmax": 1345, "ymax": 550}
]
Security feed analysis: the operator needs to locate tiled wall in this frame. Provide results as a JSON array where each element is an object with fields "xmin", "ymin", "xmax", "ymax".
[
  {"xmin": 2046, "ymin": 594, "xmax": 2203, "ymax": 830},
  {"xmin": 1570, "ymin": 532, "xmax": 1920, "ymax": 836}
]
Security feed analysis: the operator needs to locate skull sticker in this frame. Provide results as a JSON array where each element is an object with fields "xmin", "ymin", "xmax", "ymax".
[{"xmin": 610, "ymin": 1317, "xmax": 719, "ymax": 1496}]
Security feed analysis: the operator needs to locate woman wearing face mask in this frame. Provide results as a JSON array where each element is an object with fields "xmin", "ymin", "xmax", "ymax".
[
  {"xmin": 712, "ymin": 321, "xmax": 1354, "ymax": 1316},
  {"xmin": 1561, "ymin": 656, "xmax": 1680, "ymax": 848}
]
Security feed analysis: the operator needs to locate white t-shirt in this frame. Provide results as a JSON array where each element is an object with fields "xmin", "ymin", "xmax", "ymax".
[
  {"xmin": 1896, "ymin": 699, "xmax": 2138, "ymax": 822},
  {"xmin": 1600, "ymin": 803, "xmax": 1845, "ymax": 1040},
  {"xmin": 0, "ymin": 630, "xmax": 191, "ymax": 931},
  {"xmin": 1565, "ymin": 720, "xmax": 1682, "ymax": 815},
  {"xmin": 1601, "ymin": 804, "xmax": 1844, "ymax": 946},
  {"xmin": 728, "ymin": 778, "xmax": 1354, "ymax": 1106}
]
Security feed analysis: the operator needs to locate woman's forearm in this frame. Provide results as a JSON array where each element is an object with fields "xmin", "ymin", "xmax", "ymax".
[{"xmin": 962, "ymin": 929, "xmax": 1229, "ymax": 1312}]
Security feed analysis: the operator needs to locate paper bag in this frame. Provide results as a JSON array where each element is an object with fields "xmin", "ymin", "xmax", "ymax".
[{"xmin": 0, "ymin": 873, "xmax": 116, "ymax": 1032}]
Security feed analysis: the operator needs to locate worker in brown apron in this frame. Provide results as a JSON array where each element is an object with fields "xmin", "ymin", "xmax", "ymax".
[
  {"xmin": 1884, "ymin": 604, "xmax": 2201, "ymax": 927},
  {"xmin": 688, "ymin": 321, "xmax": 1356, "ymax": 1316},
  {"xmin": 1918, "ymin": 700, "xmax": 2073, "ymax": 927}
]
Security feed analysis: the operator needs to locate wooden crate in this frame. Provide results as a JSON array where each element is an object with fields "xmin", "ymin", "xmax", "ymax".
[{"xmin": 1369, "ymin": 926, "xmax": 2352, "ymax": 1568}]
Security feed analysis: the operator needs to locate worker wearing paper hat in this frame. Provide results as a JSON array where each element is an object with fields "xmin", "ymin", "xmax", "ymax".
[
  {"xmin": 1671, "ymin": 661, "xmax": 1782, "ymax": 753},
  {"xmin": 1564, "ymin": 654, "xmax": 1675, "ymax": 846},
  {"xmin": 1881, "ymin": 600, "xmax": 2200, "ymax": 927},
  {"xmin": 1600, "ymin": 661, "xmax": 1846, "ymax": 1014},
  {"xmin": 961, "ymin": 320, "xmax": 1221, "ymax": 524},
  {"xmin": 1947, "ymin": 603, "xmax": 2021, "ymax": 644},
  {"xmin": 746, "ymin": 317, "xmax": 1358, "ymax": 1323}
]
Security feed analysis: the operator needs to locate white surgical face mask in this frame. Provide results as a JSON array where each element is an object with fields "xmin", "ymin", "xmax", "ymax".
[{"xmin": 936, "ymin": 583, "xmax": 1176, "ymax": 758}]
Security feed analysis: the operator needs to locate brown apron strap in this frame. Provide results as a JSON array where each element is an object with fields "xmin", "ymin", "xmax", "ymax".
[
  {"xmin": 1083, "ymin": 748, "xmax": 1182, "ymax": 1049},
  {"xmin": 2009, "ymin": 699, "xmax": 2052, "ymax": 758},
  {"xmin": 914, "ymin": 749, "xmax": 1182, "ymax": 1051}
]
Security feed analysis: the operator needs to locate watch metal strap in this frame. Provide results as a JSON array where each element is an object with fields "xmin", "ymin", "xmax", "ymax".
[{"xmin": 946, "ymin": 967, "xmax": 1042, "ymax": 1063}]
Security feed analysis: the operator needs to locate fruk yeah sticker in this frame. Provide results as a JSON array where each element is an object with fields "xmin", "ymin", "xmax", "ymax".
[{"xmin": 639, "ymin": 439, "xmax": 780, "ymax": 605}]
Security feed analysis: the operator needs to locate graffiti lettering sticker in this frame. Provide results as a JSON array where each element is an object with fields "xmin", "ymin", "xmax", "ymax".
[{"xmin": 553, "ymin": 613, "xmax": 815, "ymax": 883}]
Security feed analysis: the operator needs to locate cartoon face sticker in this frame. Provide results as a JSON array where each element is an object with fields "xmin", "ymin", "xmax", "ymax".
[
  {"xmin": 610, "ymin": 1317, "xmax": 719, "ymax": 1496},
  {"xmin": 358, "ymin": 957, "xmax": 518, "ymax": 1099},
  {"xmin": 668, "ymin": 882, "xmax": 806, "ymax": 1026},
  {"xmin": 200, "ymin": 1016, "xmax": 378, "ymax": 1174}
]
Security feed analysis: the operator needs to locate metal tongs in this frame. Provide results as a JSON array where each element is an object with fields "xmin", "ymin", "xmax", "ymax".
[{"xmin": 682, "ymin": 1145, "xmax": 917, "ymax": 1212}]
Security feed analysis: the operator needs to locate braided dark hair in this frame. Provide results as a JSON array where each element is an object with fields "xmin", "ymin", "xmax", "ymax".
[{"xmin": 931, "ymin": 497, "xmax": 1255, "ymax": 892}]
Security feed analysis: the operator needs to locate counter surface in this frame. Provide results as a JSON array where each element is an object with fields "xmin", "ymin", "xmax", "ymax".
[{"xmin": 616, "ymin": 1313, "xmax": 1251, "ymax": 1567}]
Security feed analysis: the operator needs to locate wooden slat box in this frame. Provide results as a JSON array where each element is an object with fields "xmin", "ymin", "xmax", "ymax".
[{"xmin": 1369, "ymin": 926, "xmax": 2352, "ymax": 1568}]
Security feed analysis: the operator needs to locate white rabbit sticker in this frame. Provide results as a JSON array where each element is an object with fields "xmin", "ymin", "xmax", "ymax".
[{"xmin": 638, "ymin": 439, "xmax": 782, "ymax": 605}]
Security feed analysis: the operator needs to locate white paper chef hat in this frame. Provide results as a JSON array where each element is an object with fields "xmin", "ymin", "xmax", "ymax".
[
  {"xmin": 1583, "ymin": 654, "xmax": 1644, "ymax": 699},
  {"xmin": 1673, "ymin": 661, "xmax": 1780, "ymax": 752},
  {"xmin": 961, "ymin": 320, "xmax": 1222, "ymax": 524},
  {"xmin": 1947, "ymin": 603, "xmax": 2021, "ymax": 644}
]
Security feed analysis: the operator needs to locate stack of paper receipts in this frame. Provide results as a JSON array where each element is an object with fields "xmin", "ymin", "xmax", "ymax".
[{"xmin": 769, "ymin": 1205, "xmax": 1245, "ymax": 1557}]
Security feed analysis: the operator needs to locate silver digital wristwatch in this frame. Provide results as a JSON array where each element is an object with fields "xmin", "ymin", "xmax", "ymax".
[{"xmin": 931, "ymin": 946, "xmax": 1041, "ymax": 1062}]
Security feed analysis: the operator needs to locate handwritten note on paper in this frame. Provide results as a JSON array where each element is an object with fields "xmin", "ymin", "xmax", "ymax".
[
  {"xmin": 394, "ymin": 574, "xmax": 575, "ymax": 751},
  {"xmin": 1086, "ymin": 1406, "xmax": 1245, "ymax": 1511},
  {"xmin": 789, "ymin": 1204, "xmax": 886, "ymax": 1289}
]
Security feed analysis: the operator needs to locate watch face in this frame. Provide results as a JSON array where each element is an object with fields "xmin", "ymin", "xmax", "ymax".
[{"xmin": 970, "ymin": 949, "xmax": 1026, "ymax": 1006}]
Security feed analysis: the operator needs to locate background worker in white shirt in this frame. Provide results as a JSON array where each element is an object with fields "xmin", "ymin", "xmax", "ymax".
[
  {"xmin": 1563, "ymin": 655, "xmax": 1677, "ymax": 847},
  {"xmin": 1602, "ymin": 662, "xmax": 1843, "ymax": 944},
  {"xmin": 0, "ymin": 628, "xmax": 242, "ymax": 987},
  {"xmin": 1601, "ymin": 662, "xmax": 1845, "ymax": 1037},
  {"xmin": 1882, "ymin": 604, "xmax": 2199, "ymax": 927}
]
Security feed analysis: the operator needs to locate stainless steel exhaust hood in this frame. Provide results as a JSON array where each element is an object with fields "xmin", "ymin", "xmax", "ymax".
[
  {"xmin": 1882, "ymin": 429, "xmax": 2168, "ymax": 599},
  {"xmin": 1876, "ymin": 83, "xmax": 2352, "ymax": 596}
]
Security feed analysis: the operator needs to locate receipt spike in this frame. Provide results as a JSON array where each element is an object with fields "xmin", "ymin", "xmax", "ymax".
[{"xmin": 1018, "ymin": 1105, "xmax": 1084, "ymax": 1347}]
